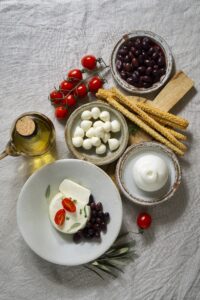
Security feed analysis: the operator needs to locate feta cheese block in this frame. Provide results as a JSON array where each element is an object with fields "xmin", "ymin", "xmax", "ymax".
[
  {"xmin": 59, "ymin": 179, "xmax": 90, "ymax": 205},
  {"xmin": 49, "ymin": 180, "xmax": 91, "ymax": 234},
  {"xmin": 49, "ymin": 193, "xmax": 90, "ymax": 234}
]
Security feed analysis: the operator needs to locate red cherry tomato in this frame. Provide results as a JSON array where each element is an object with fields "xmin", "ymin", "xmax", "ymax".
[
  {"xmin": 75, "ymin": 83, "xmax": 88, "ymax": 98},
  {"xmin": 88, "ymin": 76, "xmax": 103, "ymax": 93},
  {"xmin": 64, "ymin": 94, "xmax": 77, "ymax": 107},
  {"xmin": 137, "ymin": 213, "xmax": 152, "ymax": 230},
  {"xmin": 62, "ymin": 198, "xmax": 76, "ymax": 213},
  {"xmin": 59, "ymin": 80, "xmax": 74, "ymax": 94},
  {"xmin": 54, "ymin": 209, "xmax": 65, "ymax": 226},
  {"xmin": 81, "ymin": 55, "xmax": 97, "ymax": 70},
  {"xmin": 55, "ymin": 106, "xmax": 68, "ymax": 119},
  {"xmin": 49, "ymin": 90, "xmax": 63, "ymax": 104},
  {"xmin": 68, "ymin": 69, "xmax": 83, "ymax": 82}
]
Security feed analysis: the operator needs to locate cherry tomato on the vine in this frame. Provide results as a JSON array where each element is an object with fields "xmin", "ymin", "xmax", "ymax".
[
  {"xmin": 54, "ymin": 209, "xmax": 65, "ymax": 226},
  {"xmin": 59, "ymin": 80, "xmax": 74, "ymax": 94},
  {"xmin": 55, "ymin": 106, "xmax": 68, "ymax": 119},
  {"xmin": 88, "ymin": 76, "xmax": 103, "ymax": 93},
  {"xmin": 63, "ymin": 94, "xmax": 77, "ymax": 107},
  {"xmin": 81, "ymin": 55, "xmax": 97, "ymax": 70},
  {"xmin": 49, "ymin": 90, "xmax": 63, "ymax": 104},
  {"xmin": 75, "ymin": 83, "xmax": 88, "ymax": 98},
  {"xmin": 68, "ymin": 69, "xmax": 83, "ymax": 82},
  {"xmin": 62, "ymin": 198, "xmax": 76, "ymax": 213},
  {"xmin": 137, "ymin": 213, "xmax": 152, "ymax": 230}
]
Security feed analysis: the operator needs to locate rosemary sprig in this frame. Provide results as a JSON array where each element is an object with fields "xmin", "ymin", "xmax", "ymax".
[
  {"xmin": 69, "ymin": 223, "xmax": 81, "ymax": 231},
  {"xmin": 45, "ymin": 185, "xmax": 51, "ymax": 199},
  {"xmin": 84, "ymin": 232, "xmax": 137, "ymax": 279},
  {"xmin": 84, "ymin": 206, "xmax": 87, "ymax": 218}
]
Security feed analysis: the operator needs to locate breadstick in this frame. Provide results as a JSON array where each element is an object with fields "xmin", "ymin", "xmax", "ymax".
[
  {"xmin": 98, "ymin": 88, "xmax": 188, "ymax": 130},
  {"xmin": 107, "ymin": 89, "xmax": 187, "ymax": 152},
  {"xmin": 104, "ymin": 96, "xmax": 184, "ymax": 156},
  {"xmin": 150, "ymin": 115, "xmax": 186, "ymax": 130},
  {"xmin": 136, "ymin": 102, "xmax": 188, "ymax": 129},
  {"xmin": 164, "ymin": 128, "xmax": 187, "ymax": 141},
  {"xmin": 96, "ymin": 88, "xmax": 186, "ymax": 143}
]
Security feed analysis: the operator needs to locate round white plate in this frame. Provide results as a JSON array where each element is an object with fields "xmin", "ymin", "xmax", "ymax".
[{"xmin": 17, "ymin": 159, "xmax": 122, "ymax": 266}]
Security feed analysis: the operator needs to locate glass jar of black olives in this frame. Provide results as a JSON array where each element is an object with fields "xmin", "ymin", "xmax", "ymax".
[{"xmin": 111, "ymin": 31, "xmax": 173, "ymax": 94}]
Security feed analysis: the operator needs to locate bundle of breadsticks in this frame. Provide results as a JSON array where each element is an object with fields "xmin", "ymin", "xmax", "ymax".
[{"xmin": 96, "ymin": 87, "xmax": 189, "ymax": 156}]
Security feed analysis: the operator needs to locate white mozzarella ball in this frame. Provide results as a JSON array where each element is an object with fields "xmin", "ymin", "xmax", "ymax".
[
  {"xmin": 80, "ymin": 120, "xmax": 92, "ymax": 132},
  {"xmin": 91, "ymin": 137, "xmax": 101, "ymax": 147},
  {"xmin": 81, "ymin": 110, "xmax": 92, "ymax": 120},
  {"xmin": 72, "ymin": 137, "xmax": 83, "ymax": 148},
  {"xmin": 100, "ymin": 111, "xmax": 110, "ymax": 122},
  {"xmin": 102, "ymin": 132, "xmax": 111, "ymax": 144},
  {"xmin": 108, "ymin": 138, "xmax": 120, "ymax": 151},
  {"xmin": 94, "ymin": 127, "xmax": 104, "ymax": 138},
  {"xmin": 82, "ymin": 138, "xmax": 92, "ymax": 150},
  {"xmin": 86, "ymin": 127, "xmax": 95, "ymax": 138},
  {"xmin": 96, "ymin": 144, "xmax": 107, "ymax": 155},
  {"xmin": 74, "ymin": 126, "xmax": 85, "ymax": 138},
  {"xmin": 103, "ymin": 121, "xmax": 111, "ymax": 133},
  {"xmin": 111, "ymin": 120, "xmax": 121, "ymax": 132},
  {"xmin": 93, "ymin": 120, "xmax": 104, "ymax": 128},
  {"xmin": 91, "ymin": 107, "xmax": 101, "ymax": 119}
]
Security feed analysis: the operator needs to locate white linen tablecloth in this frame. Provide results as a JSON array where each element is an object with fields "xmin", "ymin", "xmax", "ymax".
[{"xmin": 0, "ymin": 0, "xmax": 200, "ymax": 299}]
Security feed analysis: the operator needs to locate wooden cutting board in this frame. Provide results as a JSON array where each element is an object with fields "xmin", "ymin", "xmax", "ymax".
[{"xmin": 103, "ymin": 71, "xmax": 194, "ymax": 180}]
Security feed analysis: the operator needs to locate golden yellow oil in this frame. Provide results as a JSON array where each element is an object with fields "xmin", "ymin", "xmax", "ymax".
[
  {"xmin": 11, "ymin": 113, "xmax": 55, "ymax": 157},
  {"xmin": 25, "ymin": 146, "xmax": 58, "ymax": 175}
]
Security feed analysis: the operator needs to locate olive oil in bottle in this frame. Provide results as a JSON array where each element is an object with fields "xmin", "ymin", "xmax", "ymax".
[
  {"xmin": 11, "ymin": 113, "xmax": 56, "ymax": 157},
  {"xmin": 0, "ymin": 112, "xmax": 56, "ymax": 160}
]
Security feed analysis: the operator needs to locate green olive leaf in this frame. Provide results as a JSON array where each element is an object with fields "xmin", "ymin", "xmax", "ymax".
[{"xmin": 84, "ymin": 232, "xmax": 137, "ymax": 279}]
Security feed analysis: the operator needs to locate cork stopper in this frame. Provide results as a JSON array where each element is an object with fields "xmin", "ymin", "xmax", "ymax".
[{"xmin": 16, "ymin": 116, "xmax": 36, "ymax": 137}]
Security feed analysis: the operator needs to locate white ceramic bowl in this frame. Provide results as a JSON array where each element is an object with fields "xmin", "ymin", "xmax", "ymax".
[
  {"xmin": 116, "ymin": 142, "xmax": 181, "ymax": 206},
  {"xmin": 17, "ymin": 159, "xmax": 122, "ymax": 266}
]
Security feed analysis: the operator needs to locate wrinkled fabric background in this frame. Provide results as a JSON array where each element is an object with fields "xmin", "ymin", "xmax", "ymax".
[{"xmin": 0, "ymin": 0, "xmax": 200, "ymax": 299}]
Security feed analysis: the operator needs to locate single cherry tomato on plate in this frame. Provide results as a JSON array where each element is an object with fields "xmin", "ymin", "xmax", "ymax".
[
  {"xmin": 88, "ymin": 76, "xmax": 103, "ymax": 93},
  {"xmin": 49, "ymin": 90, "xmax": 63, "ymax": 104},
  {"xmin": 62, "ymin": 198, "xmax": 76, "ymax": 213},
  {"xmin": 64, "ymin": 94, "xmax": 77, "ymax": 107},
  {"xmin": 81, "ymin": 55, "xmax": 97, "ymax": 70},
  {"xmin": 68, "ymin": 69, "xmax": 83, "ymax": 82},
  {"xmin": 55, "ymin": 106, "xmax": 68, "ymax": 119},
  {"xmin": 54, "ymin": 209, "xmax": 65, "ymax": 226},
  {"xmin": 137, "ymin": 212, "xmax": 152, "ymax": 230},
  {"xmin": 59, "ymin": 80, "xmax": 74, "ymax": 94},
  {"xmin": 75, "ymin": 83, "xmax": 88, "ymax": 98}
]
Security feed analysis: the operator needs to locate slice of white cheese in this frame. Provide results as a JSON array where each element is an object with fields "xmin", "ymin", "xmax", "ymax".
[
  {"xmin": 59, "ymin": 179, "xmax": 90, "ymax": 206},
  {"xmin": 49, "ymin": 192, "xmax": 90, "ymax": 234}
]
